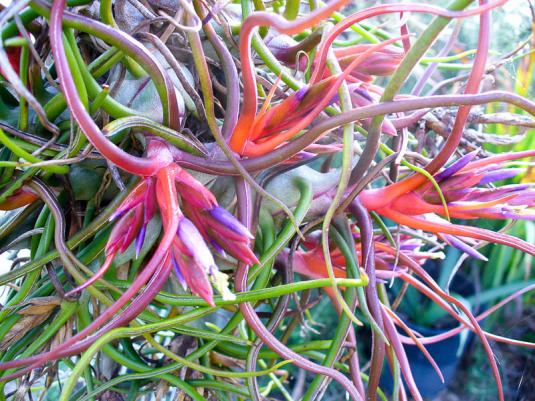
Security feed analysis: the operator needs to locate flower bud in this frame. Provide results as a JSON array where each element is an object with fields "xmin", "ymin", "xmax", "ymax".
[{"xmin": 106, "ymin": 205, "xmax": 144, "ymax": 256}]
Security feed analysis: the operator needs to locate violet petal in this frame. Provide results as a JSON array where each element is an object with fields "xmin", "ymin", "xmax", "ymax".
[
  {"xmin": 135, "ymin": 225, "xmax": 147, "ymax": 259},
  {"xmin": 435, "ymin": 150, "xmax": 480, "ymax": 181},
  {"xmin": 444, "ymin": 235, "xmax": 488, "ymax": 261},
  {"xmin": 178, "ymin": 218, "xmax": 216, "ymax": 271},
  {"xmin": 209, "ymin": 206, "xmax": 254, "ymax": 239},
  {"xmin": 171, "ymin": 254, "xmax": 188, "ymax": 290},
  {"xmin": 295, "ymin": 86, "xmax": 309, "ymax": 102},
  {"xmin": 479, "ymin": 168, "xmax": 524, "ymax": 185}
]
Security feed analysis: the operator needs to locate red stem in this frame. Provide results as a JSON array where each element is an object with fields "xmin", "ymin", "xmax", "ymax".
[
  {"xmin": 392, "ymin": 283, "xmax": 535, "ymax": 348},
  {"xmin": 377, "ymin": 267, "xmax": 508, "ymax": 400},
  {"xmin": 383, "ymin": 306, "xmax": 444, "ymax": 382},
  {"xmin": 380, "ymin": 307, "xmax": 423, "ymax": 401}
]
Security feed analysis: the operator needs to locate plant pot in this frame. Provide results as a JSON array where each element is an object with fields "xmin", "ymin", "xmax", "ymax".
[{"xmin": 380, "ymin": 324, "xmax": 472, "ymax": 400}]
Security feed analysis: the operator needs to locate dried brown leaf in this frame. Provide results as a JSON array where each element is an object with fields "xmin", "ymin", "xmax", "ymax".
[
  {"xmin": 17, "ymin": 296, "xmax": 62, "ymax": 315},
  {"xmin": 0, "ymin": 313, "xmax": 50, "ymax": 351},
  {"xmin": 49, "ymin": 317, "xmax": 73, "ymax": 350},
  {"xmin": 210, "ymin": 351, "xmax": 245, "ymax": 370}
]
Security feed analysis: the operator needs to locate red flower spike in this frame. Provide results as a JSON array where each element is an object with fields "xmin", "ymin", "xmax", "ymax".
[
  {"xmin": 97, "ymin": 140, "xmax": 256, "ymax": 305},
  {"xmin": 13, "ymin": 138, "xmax": 254, "ymax": 378},
  {"xmin": 175, "ymin": 167, "xmax": 217, "ymax": 209},
  {"xmin": 358, "ymin": 151, "xmax": 535, "ymax": 256},
  {"xmin": 284, "ymin": 230, "xmax": 440, "ymax": 301},
  {"xmin": 334, "ymin": 44, "xmax": 404, "ymax": 82},
  {"xmin": 250, "ymin": 80, "xmax": 330, "ymax": 141},
  {"xmin": 231, "ymin": 36, "xmax": 407, "ymax": 157}
]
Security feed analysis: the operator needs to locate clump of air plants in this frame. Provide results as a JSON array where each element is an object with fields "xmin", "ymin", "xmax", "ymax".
[{"xmin": 0, "ymin": 0, "xmax": 534, "ymax": 400}]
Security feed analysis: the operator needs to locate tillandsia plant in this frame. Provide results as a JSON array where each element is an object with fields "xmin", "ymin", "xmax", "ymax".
[{"xmin": 0, "ymin": 0, "xmax": 534, "ymax": 400}]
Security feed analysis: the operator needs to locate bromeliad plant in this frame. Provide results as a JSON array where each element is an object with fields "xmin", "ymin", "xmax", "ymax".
[{"xmin": 0, "ymin": 0, "xmax": 534, "ymax": 400}]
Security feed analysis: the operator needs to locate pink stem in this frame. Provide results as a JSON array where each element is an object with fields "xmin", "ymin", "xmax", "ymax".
[
  {"xmin": 380, "ymin": 307, "xmax": 423, "ymax": 401},
  {"xmin": 310, "ymin": 1, "xmax": 506, "ymax": 84},
  {"xmin": 50, "ymin": 0, "xmax": 170, "ymax": 176},
  {"xmin": 390, "ymin": 0, "xmax": 493, "ymax": 193},
  {"xmin": 460, "ymin": 150, "xmax": 535, "ymax": 171},
  {"xmin": 383, "ymin": 306, "xmax": 445, "ymax": 382},
  {"xmin": 376, "ymin": 246, "xmax": 505, "ymax": 401},
  {"xmin": 346, "ymin": 328, "xmax": 366, "ymax": 398},
  {"xmin": 395, "ymin": 283, "xmax": 535, "ymax": 347}
]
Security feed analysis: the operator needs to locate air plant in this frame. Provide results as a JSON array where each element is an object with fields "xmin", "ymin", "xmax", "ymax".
[
  {"xmin": 359, "ymin": 149, "xmax": 535, "ymax": 256},
  {"xmin": 0, "ymin": 0, "xmax": 534, "ymax": 400}
]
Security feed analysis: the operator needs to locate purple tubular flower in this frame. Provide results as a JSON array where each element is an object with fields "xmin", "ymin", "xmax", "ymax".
[
  {"xmin": 501, "ymin": 210, "xmax": 535, "ymax": 220},
  {"xmin": 178, "ymin": 218, "xmax": 216, "ymax": 271},
  {"xmin": 443, "ymin": 235, "xmax": 488, "ymax": 261},
  {"xmin": 295, "ymin": 86, "xmax": 309, "ymax": 102},
  {"xmin": 351, "ymin": 86, "xmax": 374, "ymax": 102},
  {"xmin": 464, "ymin": 184, "xmax": 532, "ymax": 203},
  {"xmin": 435, "ymin": 150, "xmax": 480, "ymax": 181},
  {"xmin": 505, "ymin": 189, "xmax": 535, "ymax": 206},
  {"xmin": 135, "ymin": 225, "xmax": 147, "ymax": 258},
  {"xmin": 209, "ymin": 206, "xmax": 254, "ymax": 239},
  {"xmin": 171, "ymin": 254, "xmax": 188, "ymax": 290},
  {"xmin": 399, "ymin": 243, "xmax": 421, "ymax": 251},
  {"xmin": 210, "ymin": 239, "xmax": 227, "ymax": 256},
  {"xmin": 478, "ymin": 168, "xmax": 524, "ymax": 185}
]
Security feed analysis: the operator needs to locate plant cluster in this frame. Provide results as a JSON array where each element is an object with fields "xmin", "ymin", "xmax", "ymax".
[{"xmin": 0, "ymin": 0, "xmax": 534, "ymax": 400}]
